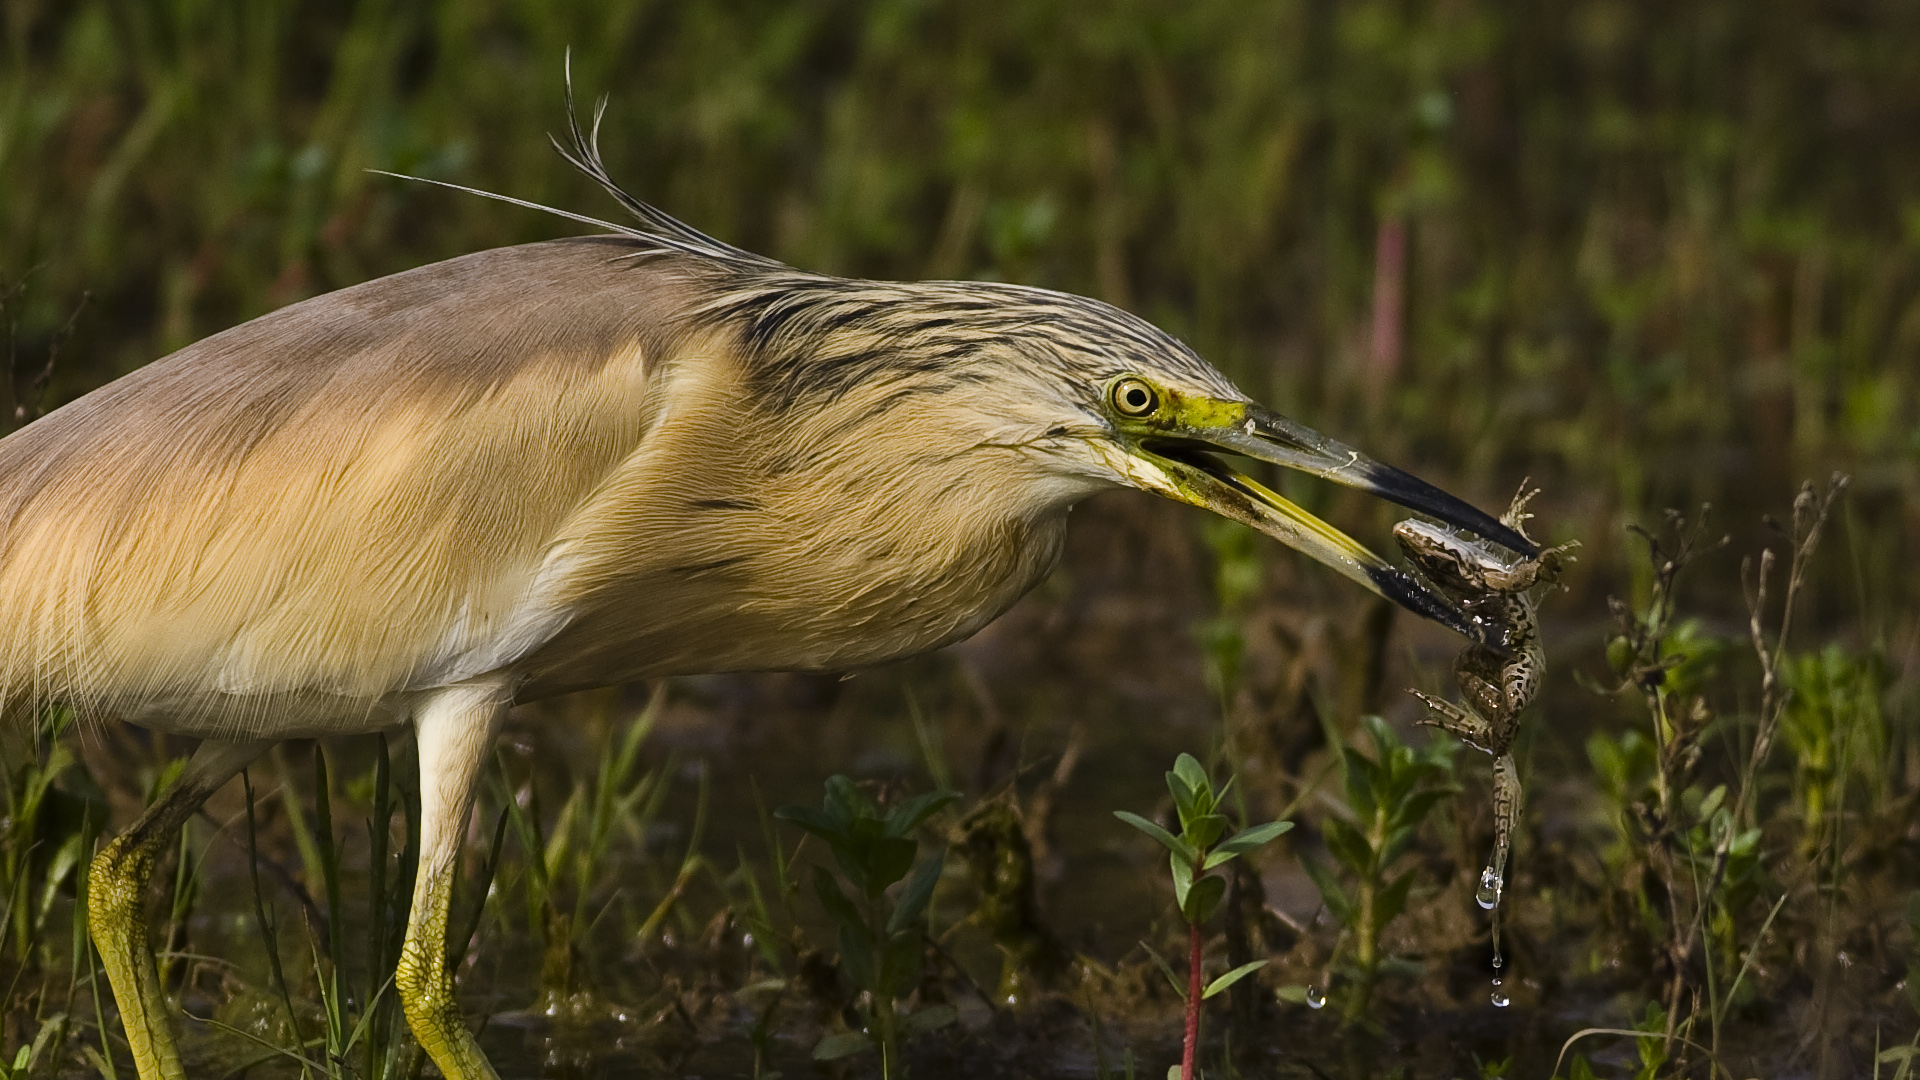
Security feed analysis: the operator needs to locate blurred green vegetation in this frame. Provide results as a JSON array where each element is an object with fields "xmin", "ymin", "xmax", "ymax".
[{"xmin": 5, "ymin": 0, "xmax": 1919, "ymax": 605}]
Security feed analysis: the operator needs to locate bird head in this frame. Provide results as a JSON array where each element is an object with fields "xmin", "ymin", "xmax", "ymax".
[
  {"xmin": 1065, "ymin": 362, "xmax": 1536, "ymax": 641},
  {"xmin": 807, "ymin": 280, "xmax": 1537, "ymax": 643},
  {"xmin": 708, "ymin": 274, "xmax": 1535, "ymax": 644}
]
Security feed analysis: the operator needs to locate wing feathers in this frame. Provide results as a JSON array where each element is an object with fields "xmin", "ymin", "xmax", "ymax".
[{"xmin": 0, "ymin": 239, "xmax": 697, "ymax": 720}]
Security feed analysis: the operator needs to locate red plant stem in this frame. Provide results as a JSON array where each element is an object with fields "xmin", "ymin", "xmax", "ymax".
[
  {"xmin": 1367, "ymin": 214, "xmax": 1407, "ymax": 407},
  {"xmin": 1183, "ymin": 918, "xmax": 1202, "ymax": 1080}
]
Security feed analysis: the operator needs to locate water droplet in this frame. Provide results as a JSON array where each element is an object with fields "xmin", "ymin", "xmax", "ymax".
[
  {"xmin": 1492, "ymin": 953, "xmax": 1504, "ymax": 970},
  {"xmin": 1475, "ymin": 865, "xmax": 1503, "ymax": 909},
  {"xmin": 1490, "ymin": 978, "xmax": 1509, "ymax": 1008},
  {"xmin": 1305, "ymin": 985, "xmax": 1326, "ymax": 1010}
]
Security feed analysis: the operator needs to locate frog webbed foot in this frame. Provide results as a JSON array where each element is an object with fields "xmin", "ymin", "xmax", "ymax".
[{"xmin": 1410, "ymin": 690, "xmax": 1495, "ymax": 753}]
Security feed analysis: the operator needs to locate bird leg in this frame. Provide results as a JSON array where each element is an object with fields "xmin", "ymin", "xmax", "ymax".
[
  {"xmin": 89, "ymin": 738, "xmax": 268, "ymax": 1080},
  {"xmin": 395, "ymin": 681, "xmax": 509, "ymax": 1080}
]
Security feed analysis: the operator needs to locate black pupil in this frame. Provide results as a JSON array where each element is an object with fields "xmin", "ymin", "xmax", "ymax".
[{"xmin": 1125, "ymin": 387, "xmax": 1149, "ymax": 410}]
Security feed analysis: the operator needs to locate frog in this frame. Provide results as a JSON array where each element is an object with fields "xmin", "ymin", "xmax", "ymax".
[{"xmin": 1392, "ymin": 487, "xmax": 1572, "ymax": 906}]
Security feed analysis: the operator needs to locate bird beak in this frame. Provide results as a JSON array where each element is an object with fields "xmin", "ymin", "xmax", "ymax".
[{"xmin": 1111, "ymin": 394, "xmax": 1537, "ymax": 639}]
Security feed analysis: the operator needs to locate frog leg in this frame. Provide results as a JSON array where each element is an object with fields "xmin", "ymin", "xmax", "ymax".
[
  {"xmin": 1500, "ymin": 653, "xmax": 1540, "ymax": 718},
  {"xmin": 90, "ymin": 739, "xmax": 269, "ymax": 1080},
  {"xmin": 1488, "ymin": 753, "xmax": 1522, "ymax": 883},
  {"xmin": 1455, "ymin": 666, "xmax": 1507, "ymax": 727},
  {"xmin": 1410, "ymin": 690, "xmax": 1494, "ymax": 753}
]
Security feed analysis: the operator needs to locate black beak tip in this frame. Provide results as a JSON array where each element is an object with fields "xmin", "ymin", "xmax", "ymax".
[
  {"xmin": 1362, "ymin": 462, "xmax": 1540, "ymax": 557},
  {"xmin": 1486, "ymin": 520, "xmax": 1541, "ymax": 558},
  {"xmin": 1366, "ymin": 566, "xmax": 1524, "ymax": 654},
  {"xmin": 1366, "ymin": 565, "xmax": 1473, "ymax": 638}
]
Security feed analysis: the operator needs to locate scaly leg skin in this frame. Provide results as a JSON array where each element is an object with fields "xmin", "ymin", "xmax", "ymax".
[
  {"xmin": 1489, "ymin": 753, "xmax": 1522, "ymax": 884},
  {"xmin": 395, "ymin": 681, "xmax": 509, "ymax": 1080},
  {"xmin": 1410, "ymin": 690, "xmax": 1494, "ymax": 753},
  {"xmin": 90, "ymin": 739, "xmax": 269, "ymax": 1080}
]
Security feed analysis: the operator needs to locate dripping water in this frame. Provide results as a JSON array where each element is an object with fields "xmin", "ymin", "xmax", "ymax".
[
  {"xmin": 1484, "ymin": 863, "xmax": 1509, "ymax": 1008},
  {"xmin": 1475, "ymin": 864, "xmax": 1503, "ymax": 909},
  {"xmin": 1304, "ymin": 985, "xmax": 1326, "ymax": 1010}
]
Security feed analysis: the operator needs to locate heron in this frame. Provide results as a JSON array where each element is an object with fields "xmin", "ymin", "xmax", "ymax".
[{"xmin": 8, "ymin": 102, "xmax": 1534, "ymax": 1080}]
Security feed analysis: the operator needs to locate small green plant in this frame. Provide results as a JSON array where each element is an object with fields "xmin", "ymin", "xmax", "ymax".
[
  {"xmin": 776, "ymin": 777, "xmax": 958, "ymax": 1075},
  {"xmin": 1115, "ymin": 753, "xmax": 1291, "ymax": 1080},
  {"xmin": 1551, "ymin": 1001, "xmax": 1682, "ymax": 1080},
  {"xmin": 196, "ymin": 739, "xmax": 457, "ymax": 1080},
  {"xmin": 1779, "ymin": 643, "xmax": 1890, "ymax": 845},
  {"xmin": 723, "ymin": 786, "xmax": 812, "ymax": 1080},
  {"xmin": 494, "ymin": 691, "xmax": 684, "ymax": 1017},
  {"xmin": 0, "ymin": 704, "xmax": 100, "ymax": 1080},
  {"xmin": 0, "ymin": 704, "xmax": 95, "ymax": 976},
  {"xmin": 1303, "ymin": 716, "xmax": 1457, "ymax": 1021}
]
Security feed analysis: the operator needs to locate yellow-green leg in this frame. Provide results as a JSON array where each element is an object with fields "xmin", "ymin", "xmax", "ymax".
[
  {"xmin": 396, "ymin": 681, "xmax": 508, "ymax": 1080},
  {"xmin": 89, "ymin": 739, "xmax": 267, "ymax": 1080}
]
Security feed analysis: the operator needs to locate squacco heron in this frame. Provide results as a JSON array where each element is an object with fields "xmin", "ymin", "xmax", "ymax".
[{"xmin": 9, "ymin": 108, "xmax": 1533, "ymax": 1080}]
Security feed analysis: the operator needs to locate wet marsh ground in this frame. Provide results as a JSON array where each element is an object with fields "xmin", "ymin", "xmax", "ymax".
[{"xmin": 6, "ymin": 1, "xmax": 1920, "ymax": 1077}]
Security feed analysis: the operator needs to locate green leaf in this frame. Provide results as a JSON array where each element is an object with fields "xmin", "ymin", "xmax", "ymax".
[
  {"xmin": 812, "ymin": 866, "xmax": 863, "ymax": 932},
  {"xmin": 1202, "ymin": 960, "xmax": 1268, "ymax": 999},
  {"xmin": 838, "ymin": 922, "xmax": 877, "ymax": 991},
  {"xmin": 1172, "ymin": 753, "xmax": 1210, "ymax": 796},
  {"xmin": 877, "ymin": 929, "xmax": 924, "ymax": 998},
  {"xmin": 774, "ymin": 804, "xmax": 845, "ymax": 842},
  {"xmin": 1181, "ymin": 872, "xmax": 1225, "ymax": 925},
  {"xmin": 1166, "ymin": 772, "xmax": 1199, "ymax": 821},
  {"xmin": 1302, "ymin": 858, "xmax": 1353, "ymax": 925},
  {"xmin": 812, "ymin": 1032, "xmax": 872, "ymax": 1060},
  {"xmin": 1206, "ymin": 820, "xmax": 1293, "ymax": 866},
  {"xmin": 887, "ymin": 849, "xmax": 944, "ymax": 935},
  {"xmin": 843, "ymin": 834, "xmax": 918, "ymax": 897},
  {"xmin": 1140, "ymin": 940, "xmax": 1187, "ymax": 1000},
  {"xmin": 1322, "ymin": 817, "xmax": 1373, "ymax": 876},
  {"xmin": 1376, "ymin": 956, "xmax": 1423, "ymax": 980},
  {"xmin": 1696, "ymin": 784, "xmax": 1726, "ymax": 821},
  {"xmin": 1379, "ymin": 823, "xmax": 1419, "ymax": 870},
  {"xmin": 1170, "ymin": 852, "xmax": 1194, "ymax": 910},
  {"xmin": 824, "ymin": 775, "xmax": 876, "ymax": 821},
  {"xmin": 1376, "ymin": 869, "xmax": 1416, "ymax": 929},
  {"xmin": 1341, "ymin": 747, "xmax": 1380, "ymax": 819},
  {"xmin": 885, "ymin": 790, "xmax": 960, "ymax": 837},
  {"xmin": 1201, "ymin": 848, "xmax": 1237, "ymax": 872},
  {"xmin": 1115, "ymin": 810, "xmax": 1195, "ymax": 861},
  {"xmin": 900, "ymin": 1003, "xmax": 958, "ymax": 1037},
  {"xmin": 1361, "ymin": 714, "xmax": 1399, "ymax": 758},
  {"xmin": 1392, "ymin": 788, "xmax": 1453, "ymax": 833},
  {"xmin": 1185, "ymin": 812, "xmax": 1229, "ymax": 851}
]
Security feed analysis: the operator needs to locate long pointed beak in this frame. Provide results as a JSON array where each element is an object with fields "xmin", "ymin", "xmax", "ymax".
[
  {"xmin": 1213, "ymin": 404, "xmax": 1535, "ymax": 555},
  {"xmin": 1114, "ymin": 398, "xmax": 1534, "ymax": 640}
]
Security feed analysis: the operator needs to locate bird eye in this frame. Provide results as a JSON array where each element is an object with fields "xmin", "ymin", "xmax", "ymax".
[{"xmin": 1110, "ymin": 378, "xmax": 1159, "ymax": 417}]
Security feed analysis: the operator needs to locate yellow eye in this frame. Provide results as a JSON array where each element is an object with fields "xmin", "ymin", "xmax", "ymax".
[{"xmin": 1110, "ymin": 377, "xmax": 1159, "ymax": 417}]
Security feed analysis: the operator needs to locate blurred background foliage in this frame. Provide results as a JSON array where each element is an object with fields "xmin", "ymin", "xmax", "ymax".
[{"xmin": 5, "ymin": 0, "xmax": 1919, "ymax": 611}]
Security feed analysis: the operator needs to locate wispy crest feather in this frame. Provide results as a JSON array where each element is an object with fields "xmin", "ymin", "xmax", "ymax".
[{"xmin": 374, "ymin": 52, "xmax": 777, "ymax": 270}]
